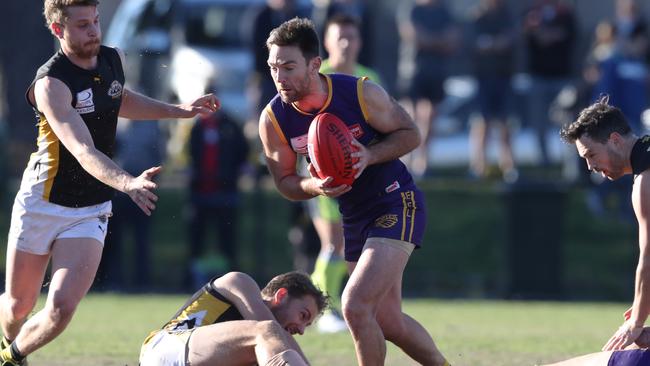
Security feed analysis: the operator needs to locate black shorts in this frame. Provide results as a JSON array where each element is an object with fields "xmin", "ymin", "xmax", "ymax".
[
  {"xmin": 477, "ymin": 76, "xmax": 510, "ymax": 121},
  {"xmin": 407, "ymin": 68, "xmax": 445, "ymax": 104}
]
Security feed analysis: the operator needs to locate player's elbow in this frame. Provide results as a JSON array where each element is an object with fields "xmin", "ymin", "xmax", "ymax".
[
  {"xmin": 276, "ymin": 176, "xmax": 307, "ymax": 201},
  {"xmin": 405, "ymin": 126, "xmax": 422, "ymax": 153},
  {"xmin": 413, "ymin": 126, "xmax": 422, "ymax": 147},
  {"xmin": 220, "ymin": 271, "xmax": 250, "ymax": 283},
  {"xmin": 71, "ymin": 143, "xmax": 96, "ymax": 166}
]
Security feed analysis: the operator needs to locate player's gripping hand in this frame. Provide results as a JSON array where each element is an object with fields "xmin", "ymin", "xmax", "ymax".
[
  {"xmin": 307, "ymin": 163, "xmax": 351, "ymax": 198},
  {"xmin": 351, "ymin": 139, "xmax": 370, "ymax": 179},
  {"xmin": 603, "ymin": 320, "xmax": 644, "ymax": 351},
  {"xmin": 179, "ymin": 94, "xmax": 221, "ymax": 117},
  {"xmin": 125, "ymin": 166, "xmax": 161, "ymax": 216}
]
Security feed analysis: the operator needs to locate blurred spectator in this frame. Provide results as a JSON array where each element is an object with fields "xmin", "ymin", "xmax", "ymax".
[
  {"xmin": 614, "ymin": 0, "xmax": 650, "ymax": 65},
  {"xmin": 320, "ymin": 13, "xmax": 382, "ymax": 83},
  {"xmin": 187, "ymin": 110, "xmax": 249, "ymax": 287},
  {"xmin": 523, "ymin": 0, "xmax": 576, "ymax": 166},
  {"xmin": 100, "ymin": 118, "xmax": 163, "ymax": 292},
  {"xmin": 397, "ymin": 0, "xmax": 460, "ymax": 179},
  {"xmin": 468, "ymin": 0, "xmax": 517, "ymax": 182},
  {"xmin": 551, "ymin": 21, "xmax": 615, "ymax": 184},
  {"xmin": 585, "ymin": 13, "xmax": 649, "ymax": 224},
  {"xmin": 595, "ymin": 0, "xmax": 650, "ymax": 133},
  {"xmin": 247, "ymin": 0, "xmax": 307, "ymax": 114},
  {"xmin": 311, "ymin": 0, "xmax": 373, "ymax": 66}
]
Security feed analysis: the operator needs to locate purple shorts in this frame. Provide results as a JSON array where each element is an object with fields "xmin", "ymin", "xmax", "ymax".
[
  {"xmin": 609, "ymin": 349, "xmax": 650, "ymax": 366},
  {"xmin": 342, "ymin": 185, "xmax": 426, "ymax": 262}
]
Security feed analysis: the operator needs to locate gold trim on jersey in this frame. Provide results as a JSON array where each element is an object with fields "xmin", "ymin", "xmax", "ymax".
[
  {"xmin": 37, "ymin": 114, "xmax": 60, "ymax": 201},
  {"xmin": 164, "ymin": 289, "xmax": 232, "ymax": 332},
  {"xmin": 290, "ymin": 74, "xmax": 333, "ymax": 116},
  {"xmin": 400, "ymin": 191, "xmax": 416, "ymax": 242},
  {"xmin": 356, "ymin": 76, "xmax": 370, "ymax": 122},
  {"xmin": 265, "ymin": 105, "xmax": 288, "ymax": 145}
]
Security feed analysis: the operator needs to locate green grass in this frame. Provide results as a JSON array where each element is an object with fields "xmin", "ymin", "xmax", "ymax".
[{"xmin": 22, "ymin": 295, "xmax": 627, "ymax": 366}]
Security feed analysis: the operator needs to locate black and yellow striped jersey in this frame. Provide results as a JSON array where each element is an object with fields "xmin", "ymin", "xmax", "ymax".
[
  {"xmin": 632, "ymin": 135, "xmax": 650, "ymax": 178},
  {"xmin": 25, "ymin": 46, "xmax": 124, "ymax": 207},
  {"xmin": 143, "ymin": 280, "xmax": 244, "ymax": 346}
]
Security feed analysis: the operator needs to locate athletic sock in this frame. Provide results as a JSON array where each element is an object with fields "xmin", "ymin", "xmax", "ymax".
[
  {"xmin": 0, "ymin": 337, "xmax": 11, "ymax": 351},
  {"xmin": 311, "ymin": 255, "xmax": 329, "ymax": 296},
  {"xmin": 323, "ymin": 257, "xmax": 347, "ymax": 311},
  {"xmin": 0, "ymin": 347, "xmax": 13, "ymax": 362},
  {"xmin": 9, "ymin": 342, "xmax": 25, "ymax": 362},
  {"xmin": 312, "ymin": 247, "xmax": 348, "ymax": 312}
]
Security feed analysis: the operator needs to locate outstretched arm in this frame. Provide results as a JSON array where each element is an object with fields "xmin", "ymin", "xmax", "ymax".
[
  {"xmin": 114, "ymin": 48, "xmax": 220, "ymax": 120},
  {"xmin": 119, "ymin": 88, "xmax": 220, "ymax": 120},
  {"xmin": 33, "ymin": 77, "xmax": 160, "ymax": 215}
]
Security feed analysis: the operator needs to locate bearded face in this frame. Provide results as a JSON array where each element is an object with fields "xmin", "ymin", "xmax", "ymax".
[
  {"xmin": 58, "ymin": 5, "xmax": 102, "ymax": 60},
  {"xmin": 69, "ymin": 36, "xmax": 101, "ymax": 59},
  {"xmin": 267, "ymin": 45, "xmax": 319, "ymax": 104}
]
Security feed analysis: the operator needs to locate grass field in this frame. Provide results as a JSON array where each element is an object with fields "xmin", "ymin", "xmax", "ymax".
[{"xmin": 21, "ymin": 295, "xmax": 628, "ymax": 366}]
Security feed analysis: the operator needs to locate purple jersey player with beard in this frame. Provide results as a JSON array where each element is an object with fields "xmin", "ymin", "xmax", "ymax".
[{"xmin": 258, "ymin": 18, "xmax": 451, "ymax": 366}]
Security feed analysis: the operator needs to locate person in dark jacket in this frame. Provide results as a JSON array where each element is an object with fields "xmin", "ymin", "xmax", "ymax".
[{"xmin": 187, "ymin": 110, "xmax": 249, "ymax": 284}]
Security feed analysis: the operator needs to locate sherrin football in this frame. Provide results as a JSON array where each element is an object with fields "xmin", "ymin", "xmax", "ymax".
[{"xmin": 307, "ymin": 113, "xmax": 358, "ymax": 187}]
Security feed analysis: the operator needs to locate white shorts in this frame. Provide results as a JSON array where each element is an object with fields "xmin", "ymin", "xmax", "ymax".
[
  {"xmin": 7, "ymin": 182, "xmax": 112, "ymax": 255},
  {"xmin": 139, "ymin": 330, "xmax": 191, "ymax": 366}
]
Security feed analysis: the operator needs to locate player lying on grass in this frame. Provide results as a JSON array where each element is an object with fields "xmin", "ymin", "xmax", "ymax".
[
  {"xmin": 139, "ymin": 271, "xmax": 328, "ymax": 366},
  {"xmin": 543, "ymin": 327, "xmax": 650, "ymax": 365}
]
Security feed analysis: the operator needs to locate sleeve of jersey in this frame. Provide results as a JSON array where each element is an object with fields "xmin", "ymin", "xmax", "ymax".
[
  {"xmin": 356, "ymin": 76, "xmax": 371, "ymax": 122},
  {"xmin": 264, "ymin": 104, "xmax": 288, "ymax": 145}
]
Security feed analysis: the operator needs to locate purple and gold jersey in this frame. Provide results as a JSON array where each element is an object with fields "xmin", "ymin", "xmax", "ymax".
[
  {"xmin": 266, "ymin": 73, "xmax": 427, "ymax": 261},
  {"xmin": 265, "ymin": 73, "xmax": 414, "ymax": 216}
]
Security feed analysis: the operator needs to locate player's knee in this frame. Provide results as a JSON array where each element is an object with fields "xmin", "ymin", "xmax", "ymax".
[
  {"xmin": 264, "ymin": 349, "xmax": 306, "ymax": 366},
  {"xmin": 3, "ymin": 294, "xmax": 37, "ymax": 321},
  {"xmin": 47, "ymin": 295, "xmax": 79, "ymax": 325},
  {"xmin": 341, "ymin": 295, "xmax": 372, "ymax": 329}
]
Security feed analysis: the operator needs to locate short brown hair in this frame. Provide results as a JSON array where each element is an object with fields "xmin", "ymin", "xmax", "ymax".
[
  {"xmin": 43, "ymin": 0, "xmax": 99, "ymax": 28},
  {"xmin": 326, "ymin": 13, "xmax": 361, "ymax": 32},
  {"xmin": 266, "ymin": 17, "xmax": 321, "ymax": 61},
  {"xmin": 261, "ymin": 271, "xmax": 329, "ymax": 315},
  {"xmin": 560, "ymin": 95, "xmax": 631, "ymax": 144}
]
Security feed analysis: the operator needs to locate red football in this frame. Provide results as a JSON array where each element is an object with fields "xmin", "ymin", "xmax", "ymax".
[{"xmin": 307, "ymin": 113, "xmax": 358, "ymax": 186}]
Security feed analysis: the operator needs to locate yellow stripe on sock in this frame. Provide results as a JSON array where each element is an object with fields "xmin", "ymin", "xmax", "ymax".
[{"xmin": 0, "ymin": 347, "xmax": 14, "ymax": 362}]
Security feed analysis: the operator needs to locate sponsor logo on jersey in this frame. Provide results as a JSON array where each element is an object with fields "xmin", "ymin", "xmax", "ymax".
[
  {"xmin": 108, "ymin": 80, "xmax": 123, "ymax": 98},
  {"xmin": 172, "ymin": 310, "xmax": 207, "ymax": 331},
  {"xmin": 75, "ymin": 88, "xmax": 95, "ymax": 114},
  {"xmin": 374, "ymin": 214, "xmax": 398, "ymax": 228},
  {"xmin": 348, "ymin": 123, "xmax": 364, "ymax": 139},
  {"xmin": 385, "ymin": 180, "xmax": 400, "ymax": 193},
  {"xmin": 290, "ymin": 134, "xmax": 309, "ymax": 155}
]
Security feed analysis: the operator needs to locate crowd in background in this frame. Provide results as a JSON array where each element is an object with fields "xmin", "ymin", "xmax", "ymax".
[
  {"xmin": 2, "ymin": 0, "xmax": 649, "ymax": 297},
  {"xmin": 97, "ymin": 0, "xmax": 650, "ymax": 291}
]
